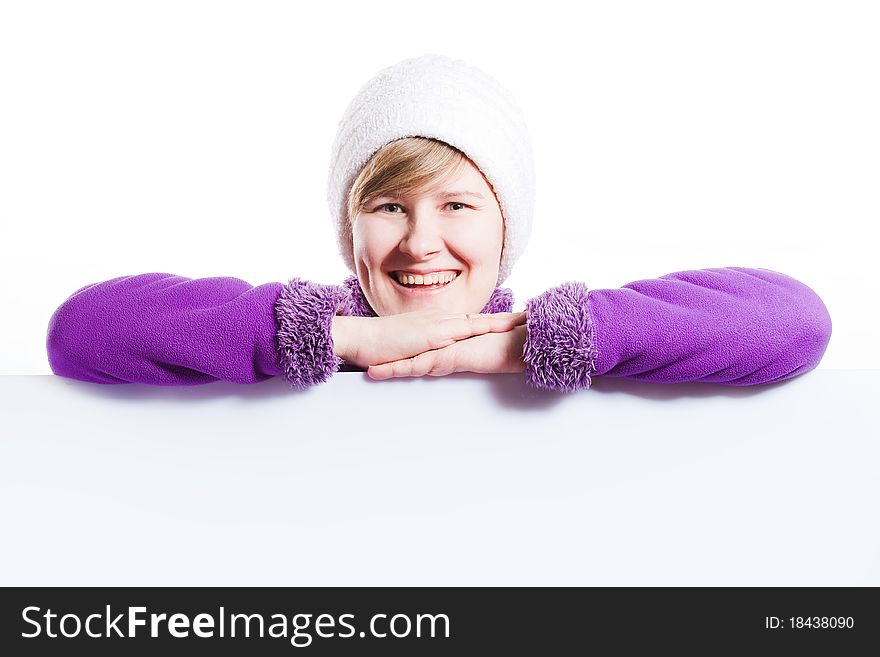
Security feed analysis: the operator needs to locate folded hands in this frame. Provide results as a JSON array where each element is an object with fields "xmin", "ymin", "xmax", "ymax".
[{"xmin": 331, "ymin": 310, "xmax": 528, "ymax": 380}]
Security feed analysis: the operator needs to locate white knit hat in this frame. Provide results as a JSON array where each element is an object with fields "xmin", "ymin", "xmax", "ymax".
[{"xmin": 326, "ymin": 53, "xmax": 536, "ymax": 285}]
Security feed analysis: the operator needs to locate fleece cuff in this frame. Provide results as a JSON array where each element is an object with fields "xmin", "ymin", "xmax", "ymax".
[
  {"xmin": 523, "ymin": 281, "xmax": 598, "ymax": 392},
  {"xmin": 274, "ymin": 278, "xmax": 352, "ymax": 390}
]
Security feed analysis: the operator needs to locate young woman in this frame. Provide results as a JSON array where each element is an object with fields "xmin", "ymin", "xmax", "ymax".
[{"xmin": 46, "ymin": 54, "xmax": 832, "ymax": 392}]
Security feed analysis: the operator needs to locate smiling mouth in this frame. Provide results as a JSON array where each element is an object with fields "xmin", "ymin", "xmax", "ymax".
[{"xmin": 390, "ymin": 271, "xmax": 461, "ymax": 290}]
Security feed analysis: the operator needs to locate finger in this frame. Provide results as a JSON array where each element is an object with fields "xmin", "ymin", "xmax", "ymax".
[
  {"xmin": 428, "ymin": 346, "xmax": 457, "ymax": 376},
  {"xmin": 401, "ymin": 352, "xmax": 436, "ymax": 377},
  {"xmin": 486, "ymin": 311, "xmax": 527, "ymax": 326},
  {"xmin": 369, "ymin": 352, "xmax": 437, "ymax": 380},
  {"xmin": 441, "ymin": 312, "xmax": 528, "ymax": 342},
  {"xmin": 367, "ymin": 363, "xmax": 395, "ymax": 380}
]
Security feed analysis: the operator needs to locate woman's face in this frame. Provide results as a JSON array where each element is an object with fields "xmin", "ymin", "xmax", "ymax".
[{"xmin": 351, "ymin": 157, "xmax": 504, "ymax": 316}]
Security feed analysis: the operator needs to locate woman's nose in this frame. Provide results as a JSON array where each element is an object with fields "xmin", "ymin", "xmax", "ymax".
[{"xmin": 397, "ymin": 213, "xmax": 444, "ymax": 259}]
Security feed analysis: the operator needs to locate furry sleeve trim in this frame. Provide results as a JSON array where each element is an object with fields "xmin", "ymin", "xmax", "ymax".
[
  {"xmin": 274, "ymin": 278, "xmax": 353, "ymax": 390},
  {"xmin": 481, "ymin": 286, "xmax": 514, "ymax": 314},
  {"xmin": 523, "ymin": 281, "xmax": 598, "ymax": 392}
]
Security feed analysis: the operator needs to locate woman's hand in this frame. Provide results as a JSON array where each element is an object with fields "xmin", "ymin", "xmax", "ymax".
[
  {"xmin": 332, "ymin": 310, "xmax": 527, "ymax": 370},
  {"xmin": 366, "ymin": 324, "xmax": 528, "ymax": 380}
]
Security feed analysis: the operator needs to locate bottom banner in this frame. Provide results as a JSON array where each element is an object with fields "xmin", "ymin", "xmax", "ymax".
[{"xmin": 1, "ymin": 587, "xmax": 876, "ymax": 654}]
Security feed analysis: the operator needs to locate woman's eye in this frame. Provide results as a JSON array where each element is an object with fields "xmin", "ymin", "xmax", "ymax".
[{"xmin": 378, "ymin": 202, "xmax": 468, "ymax": 213}]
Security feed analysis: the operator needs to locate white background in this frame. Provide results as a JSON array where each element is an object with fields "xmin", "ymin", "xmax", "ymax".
[
  {"xmin": 0, "ymin": 0, "xmax": 877, "ymax": 373},
  {"xmin": 3, "ymin": 370, "xmax": 878, "ymax": 586}
]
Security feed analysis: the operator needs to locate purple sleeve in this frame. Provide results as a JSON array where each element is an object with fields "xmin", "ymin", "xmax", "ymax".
[
  {"xmin": 523, "ymin": 267, "xmax": 832, "ymax": 392},
  {"xmin": 46, "ymin": 273, "xmax": 352, "ymax": 389},
  {"xmin": 274, "ymin": 277, "xmax": 352, "ymax": 389}
]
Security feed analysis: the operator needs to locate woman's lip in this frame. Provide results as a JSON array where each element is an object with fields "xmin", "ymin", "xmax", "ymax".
[
  {"xmin": 389, "ymin": 271, "xmax": 460, "ymax": 294},
  {"xmin": 391, "ymin": 269, "xmax": 461, "ymax": 276}
]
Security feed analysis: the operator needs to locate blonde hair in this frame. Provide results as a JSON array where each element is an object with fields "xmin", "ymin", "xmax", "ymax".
[{"xmin": 346, "ymin": 137, "xmax": 504, "ymax": 249}]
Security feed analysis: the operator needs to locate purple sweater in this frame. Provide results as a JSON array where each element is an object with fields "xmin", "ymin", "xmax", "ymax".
[{"xmin": 45, "ymin": 267, "xmax": 832, "ymax": 392}]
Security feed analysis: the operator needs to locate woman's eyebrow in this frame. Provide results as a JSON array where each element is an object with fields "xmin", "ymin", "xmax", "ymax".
[
  {"xmin": 373, "ymin": 190, "xmax": 486, "ymax": 201},
  {"xmin": 433, "ymin": 190, "xmax": 486, "ymax": 200}
]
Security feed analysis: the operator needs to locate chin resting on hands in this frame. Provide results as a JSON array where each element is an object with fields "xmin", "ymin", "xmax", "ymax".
[
  {"xmin": 366, "ymin": 323, "xmax": 528, "ymax": 380},
  {"xmin": 331, "ymin": 309, "xmax": 527, "ymax": 371}
]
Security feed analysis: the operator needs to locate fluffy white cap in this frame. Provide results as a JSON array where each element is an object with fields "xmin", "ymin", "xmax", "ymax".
[{"xmin": 326, "ymin": 53, "xmax": 536, "ymax": 285}]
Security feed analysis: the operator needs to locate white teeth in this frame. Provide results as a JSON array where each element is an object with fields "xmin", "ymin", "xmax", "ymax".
[{"xmin": 395, "ymin": 272, "xmax": 457, "ymax": 286}]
